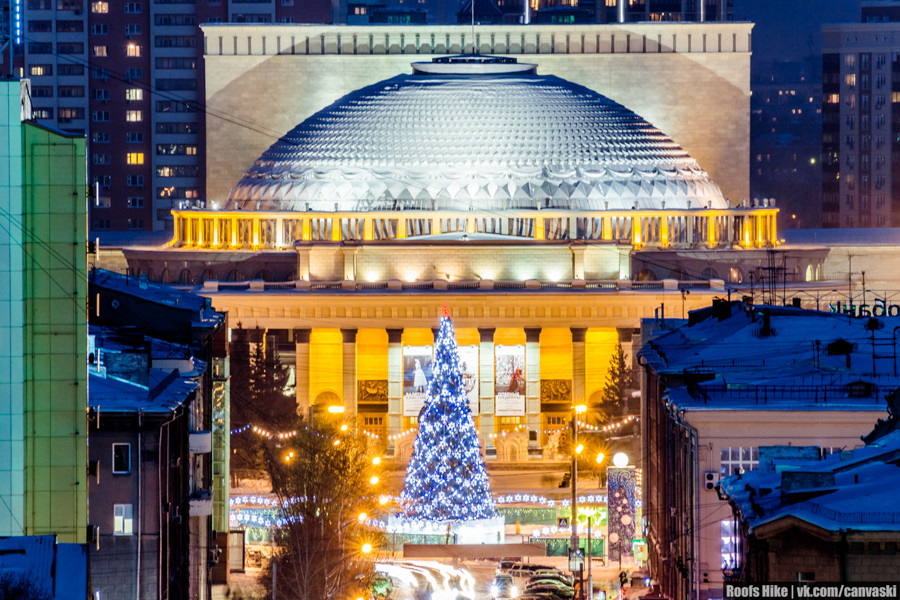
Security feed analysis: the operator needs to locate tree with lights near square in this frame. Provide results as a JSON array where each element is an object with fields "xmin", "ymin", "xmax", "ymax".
[{"xmin": 400, "ymin": 312, "xmax": 497, "ymax": 522}]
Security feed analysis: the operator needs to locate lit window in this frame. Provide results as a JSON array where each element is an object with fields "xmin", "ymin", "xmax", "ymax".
[
  {"xmin": 721, "ymin": 520, "xmax": 739, "ymax": 570},
  {"xmin": 126, "ymin": 43, "xmax": 141, "ymax": 57},
  {"xmin": 112, "ymin": 443, "xmax": 131, "ymax": 474},
  {"xmin": 126, "ymin": 152, "xmax": 144, "ymax": 165},
  {"xmin": 125, "ymin": 88, "xmax": 143, "ymax": 101},
  {"xmin": 91, "ymin": 0, "xmax": 108, "ymax": 12},
  {"xmin": 30, "ymin": 65, "xmax": 50, "ymax": 76},
  {"xmin": 846, "ymin": 74, "xmax": 856, "ymax": 86},
  {"xmin": 93, "ymin": 45, "xmax": 107, "ymax": 57},
  {"xmin": 114, "ymin": 504, "xmax": 133, "ymax": 535},
  {"xmin": 125, "ymin": 110, "xmax": 142, "ymax": 122}
]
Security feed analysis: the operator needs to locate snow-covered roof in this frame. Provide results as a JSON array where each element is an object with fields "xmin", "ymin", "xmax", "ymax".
[
  {"xmin": 227, "ymin": 57, "xmax": 726, "ymax": 213},
  {"xmin": 718, "ymin": 430, "xmax": 900, "ymax": 533},
  {"xmin": 640, "ymin": 303, "xmax": 900, "ymax": 411},
  {"xmin": 88, "ymin": 326, "xmax": 204, "ymax": 413},
  {"xmin": 0, "ymin": 535, "xmax": 88, "ymax": 600}
]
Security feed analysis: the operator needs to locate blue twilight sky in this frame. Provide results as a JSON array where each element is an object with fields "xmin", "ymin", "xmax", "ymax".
[{"xmin": 734, "ymin": 0, "xmax": 863, "ymax": 66}]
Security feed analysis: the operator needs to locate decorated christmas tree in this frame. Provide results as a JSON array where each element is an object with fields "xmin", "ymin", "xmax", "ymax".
[{"xmin": 400, "ymin": 310, "xmax": 497, "ymax": 522}]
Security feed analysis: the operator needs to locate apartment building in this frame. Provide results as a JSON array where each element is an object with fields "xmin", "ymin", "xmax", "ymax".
[
  {"xmin": 822, "ymin": 21, "xmax": 900, "ymax": 228},
  {"xmin": 9, "ymin": 0, "xmax": 330, "ymax": 234}
]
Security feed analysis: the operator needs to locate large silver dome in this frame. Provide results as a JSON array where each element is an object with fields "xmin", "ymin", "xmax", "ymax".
[{"xmin": 227, "ymin": 58, "xmax": 727, "ymax": 212}]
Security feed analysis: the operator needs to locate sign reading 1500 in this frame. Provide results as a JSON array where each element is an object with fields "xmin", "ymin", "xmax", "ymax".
[{"xmin": 828, "ymin": 299, "xmax": 900, "ymax": 317}]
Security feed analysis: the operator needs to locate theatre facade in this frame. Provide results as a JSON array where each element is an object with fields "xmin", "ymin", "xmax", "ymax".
[{"xmin": 122, "ymin": 23, "xmax": 830, "ymax": 462}]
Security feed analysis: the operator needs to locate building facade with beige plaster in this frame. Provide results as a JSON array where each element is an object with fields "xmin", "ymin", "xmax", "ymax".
[{"xmin": 201, "ymin": 22, "xmax": 753, "ymax": 206}]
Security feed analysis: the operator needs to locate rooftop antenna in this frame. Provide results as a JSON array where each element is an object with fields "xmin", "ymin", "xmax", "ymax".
[{"xmin": 471, "ymin": 0, "xmax": 475, "ymax": 54}]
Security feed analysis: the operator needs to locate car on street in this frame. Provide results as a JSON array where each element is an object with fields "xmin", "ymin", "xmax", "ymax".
[
  {"xmin": 491, "ymin": 573, "xmax": 519, "ymax": 599},
  {"xmin": 523, "ymin": 581, "xmax": 574, "ymax": 600}
]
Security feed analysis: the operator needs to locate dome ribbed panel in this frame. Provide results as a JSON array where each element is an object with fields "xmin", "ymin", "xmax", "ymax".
[{"xmin": 227, "ymin": 73, "xmax": 727, "ymax": 211}]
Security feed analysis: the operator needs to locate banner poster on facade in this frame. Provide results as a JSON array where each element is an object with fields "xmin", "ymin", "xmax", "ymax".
[
  {"xmin": 403, "ymin": 345, "xmax": 433, "ymax": 417},
  {"xmin": 458, "ymin": 345, "xmax": 479, "ymax": 416},
  {"xmin": 494, "ymin": 344, "xmax": 525, "ymax": 416},
  {"xmin": 607, "ymin": 466, "xmax": 637, "ymax": 563}
]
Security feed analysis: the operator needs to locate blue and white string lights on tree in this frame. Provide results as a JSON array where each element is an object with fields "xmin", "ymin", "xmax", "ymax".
[{"xmin": 392, "ymin": 308, "xmax": 504, "ymax": 543}]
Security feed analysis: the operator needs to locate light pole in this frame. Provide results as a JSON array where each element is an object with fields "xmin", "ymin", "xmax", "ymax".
[{"xmin": 571, "ymin": 404, "xmax": 586, "ymax": 599}]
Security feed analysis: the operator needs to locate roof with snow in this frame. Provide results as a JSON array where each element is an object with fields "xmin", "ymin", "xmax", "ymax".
[
  {"xmin": 88, "ymin": 325, "xmax": 203, "ymax": 414},
  {"xmin": 0, "ymin": 535, "xmax": 88, "ymax": 600},
  {"xmin": 718, "ymin": 430, "xmax": 900, "ymax": 533},
  {"xmin": 640, "ymin": 302, "xmax": 900, "ymax": 411},
  {"xmin": 226, "ymin": 57, "xmax": 726, "ymax": 213}
]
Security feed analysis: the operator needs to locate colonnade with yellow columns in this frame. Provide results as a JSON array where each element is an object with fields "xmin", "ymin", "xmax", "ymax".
[
  {"xmin": 291, "ymin": 324, "xmax": 627, "ymax": 462},
  {"xmin": 171, "ymin": 208, "xmax": 780, "ymax": 250}
]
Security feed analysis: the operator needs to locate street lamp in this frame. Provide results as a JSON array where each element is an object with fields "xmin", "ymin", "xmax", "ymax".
[{"xmin": 571, "ymin": 403, "xmax": 587, "ymax": 598}]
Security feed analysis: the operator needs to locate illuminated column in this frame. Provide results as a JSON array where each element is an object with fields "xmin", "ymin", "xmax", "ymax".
[
  {"xmin": 386, "ymin": 328, "xmax": 403, "ymax": 457},
  {"xmin": 479, "ymin": 328, "xmax": 496, "ymax": 459},
  {"xmin": 230, "ymin": 216, "xmax": 238, "ymax": 247},
  {"xmin": 571, "ymin": 328, "xmax": 586, "ymax": 406},
  {"xmin": 687, "ymin": 215, "xmax": 694, "ymax": 246},
  {"xmin": 601, "ymin": 216, "xmax": 612, "ymax": 241},
  {"xmin": 295, "ymin": 329, "xmax": 311, "ymax": 421},
  {"xmin": 276, "ymin": 216, "xmax": 284, "ymax": 248},
  {"xmin": 341, "ymin": 329, "xmax": 357, "ymax": 419},
  {"xmin": 660, "ymin": 215, "xmax": 669, "ymax": 247},
  {"xmin": 252, "ymin": 217, "xmax": 260, "ymax": 248},
  {"xmin": 525, "ymin": 328, "xmax": 542, "ymax": 459}
]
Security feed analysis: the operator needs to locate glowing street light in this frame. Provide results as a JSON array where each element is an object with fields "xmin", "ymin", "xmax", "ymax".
[
  {"xmin": 361, "ymin": 543, "xmax": 373, "ymax": 554},
  {"xmin": 613, "ymin": 452, "xmax": 629, "ymax": 468},
  {"xmin": 357, "ymin": 512, "xmax": 368, "ymax": 523},
  {"xmin": 571, "ymin": 401, "xmax": 588, "ymax": 587},
  {"xmin": 372, "ymin": 456, "xmax": 381, "ymax": 465},
  {"xmin": 596, "ymin": 452, "xmax": 605, "ymax": 465},
  {"xmin": 369, "ymin": 475, "xmax": 380, "ymax": 485},
  {"xmin": 328, "ymin": 405, "xmax": 345, "ymax": 414}
]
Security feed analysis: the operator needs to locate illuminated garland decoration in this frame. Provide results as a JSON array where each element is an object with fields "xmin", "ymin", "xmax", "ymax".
[
  {"xmin": 228, "ymin": 493, "xmax": 642, "ymax": 531},
  {"xmin": 399, "ymin": 312, "xmax": 497, "ymax": 522},
  {"xmin": 577, "ymin": 415, "xmax": 640, "ymax": 433},
  {"xmin": 228, "ymin": 492, "xmax": 642, "ymax": 510},
  {"xmin": 387, "ymin": 428, "xmax": 418, "ymax": 441}
]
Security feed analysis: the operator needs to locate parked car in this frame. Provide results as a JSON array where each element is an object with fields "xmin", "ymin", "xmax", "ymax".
[{"xmin": 491, "ymin": 573, "xmax": 519, "ymax": 599}]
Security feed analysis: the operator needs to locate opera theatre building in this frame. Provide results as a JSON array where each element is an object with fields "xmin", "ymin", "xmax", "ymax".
[{"xmin": 123, "ymin": 22, "xmax": 813, "ymax": 461}]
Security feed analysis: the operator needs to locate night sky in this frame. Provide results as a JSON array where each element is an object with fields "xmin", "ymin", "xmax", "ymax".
[{"xmin": 734, "ymin": 0, "xmax": 862, "ymax": 67}]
